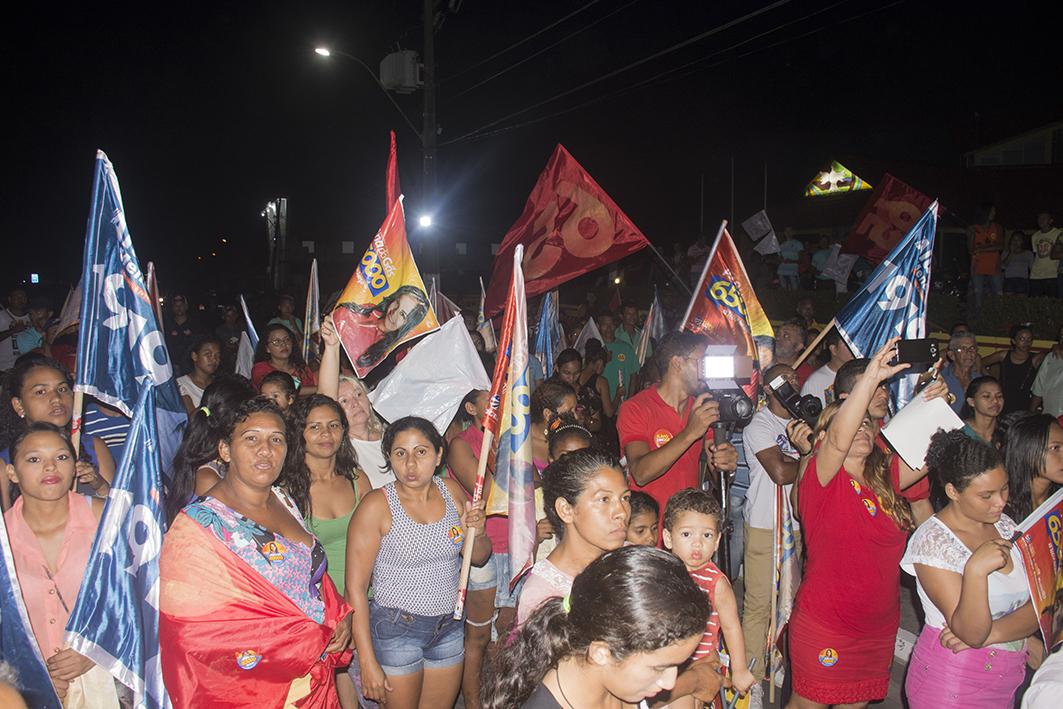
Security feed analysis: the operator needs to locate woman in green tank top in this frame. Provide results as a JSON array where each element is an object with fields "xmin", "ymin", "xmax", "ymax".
[{"xmin": 279, "ymin": 394, "xmax": 371, "ymax": 708}]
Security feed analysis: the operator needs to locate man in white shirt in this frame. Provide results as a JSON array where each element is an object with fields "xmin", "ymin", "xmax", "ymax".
[
  {"xmin": 741, "ymin": 364, "xmax": 806, "ymax": 701},
  {"xmin": 800, "ymin": 329, "xmax": 853, "ymax": 407},
  {"xmin": 0, "ymin": 289, "xmax": 30, "ymax": 372},
  {"xmin": 1031, "ymin": 324, "xmax": 1063, "ymax": 417}
]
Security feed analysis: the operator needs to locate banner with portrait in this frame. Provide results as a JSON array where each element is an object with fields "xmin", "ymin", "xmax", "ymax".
[
  {"xmin": 1013, "ymin": 487, "xmax": 1063, "ymax": 647},
  {"xmin": 332, "ymin": 196, "xmax": 439, "ymax": 378}
]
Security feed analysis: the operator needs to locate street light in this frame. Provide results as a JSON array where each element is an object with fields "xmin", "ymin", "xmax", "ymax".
[
  {"xmin": 313, "ymin": 46, "xmax": 421, "ymax": 140},
  {"xmin": 418, "ymin": 214, "xmax": 433, "ymax": 229}
]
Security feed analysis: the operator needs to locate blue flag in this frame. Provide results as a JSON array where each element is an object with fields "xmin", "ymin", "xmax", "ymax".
[
  {"xmin": 1, "ymin": 517, "xmax": 62, "ymax": 708},
  {"xmin": 835, "ymin": 201, "xmax": 938, "ymax": 411},
  {"xmin": 75, "ymin": 151, "xmax": 186, "ymax": 479},
  {"xmin": 65, "ymin": 385, "xmax": 169, "ymax": 708},
  {"xmin": 532, "ymin": 290, "xmax": 564, "ymax": 378}
]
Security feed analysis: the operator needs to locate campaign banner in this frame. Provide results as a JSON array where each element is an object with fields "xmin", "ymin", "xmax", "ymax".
[
  {"xmin": 332, "ymin": 196, "xmax": 439, "ymax": 378},
  {"xmin": 483, "ymin": 144, "xmax": 650, "ymax": 315},
  {"xmin": 841, "ymin": 173, "xmax": 934, "ymax": 263},
  {"xmin": 681, "ymin": 224, "xmax": 774, "ymax": 395},
  {"xmin": 1013, "ymin": 487, "xmax": 1063, "ymax": 648}
]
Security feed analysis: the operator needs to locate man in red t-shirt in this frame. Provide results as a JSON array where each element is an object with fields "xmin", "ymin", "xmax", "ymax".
[{"xmin": 617, "ymin": 332, "xmax": 738, "ymax": 536}]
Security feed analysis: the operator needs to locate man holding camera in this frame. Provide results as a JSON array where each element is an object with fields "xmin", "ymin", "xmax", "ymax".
[
  {"xmin": 618, "ymin": 331, "xmax": 739, "ymax": 537},
  {"xmin": 740, "ymin": 363, "xmax": 811, "ymax": 701}
]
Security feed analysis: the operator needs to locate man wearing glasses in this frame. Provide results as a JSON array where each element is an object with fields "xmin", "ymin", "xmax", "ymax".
[{"xmin": 940, "ymin": 331, "xmax": 982, "ymax": 414}]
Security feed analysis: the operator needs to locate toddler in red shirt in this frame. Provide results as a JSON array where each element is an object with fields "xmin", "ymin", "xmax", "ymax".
[{"xmin": 663, "ymin": 489, "xmax": 755, "ymax": 706}]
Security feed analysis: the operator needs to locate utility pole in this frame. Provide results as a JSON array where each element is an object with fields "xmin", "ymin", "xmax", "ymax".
[{"xmin": 423, "ymin": 0, "xmax": 437, "ymax": 203}]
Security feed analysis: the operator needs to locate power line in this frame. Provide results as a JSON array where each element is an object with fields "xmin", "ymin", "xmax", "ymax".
[
  {"xmin": 446, "ymin": 0, "xmax": 643, "ymax": 102},
  {"xmin": 441, "ymin": 0, "xmax": 606, "ymax": 84},
  {"xmin": 440, "ymin": 0, "xmax": 795, "ymax": 146},
  {"xmin": 442, "ymin": 0, "xmax": 904, "ymax": 147}
]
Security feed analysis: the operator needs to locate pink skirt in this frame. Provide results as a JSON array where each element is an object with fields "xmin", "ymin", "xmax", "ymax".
[{"xmin": 905, "ymin": 626, "xmax": 1027, "ymax": 708}]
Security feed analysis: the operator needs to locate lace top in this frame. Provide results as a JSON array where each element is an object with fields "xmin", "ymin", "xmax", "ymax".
[{"xmin": 901, "ymin": 514, "xmax": 1029, "ymax": 650}]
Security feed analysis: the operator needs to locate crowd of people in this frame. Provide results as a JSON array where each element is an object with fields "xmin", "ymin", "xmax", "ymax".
[{"xmin": 1, "ymin": 279, "xmax": 1063, "ymax": 709}]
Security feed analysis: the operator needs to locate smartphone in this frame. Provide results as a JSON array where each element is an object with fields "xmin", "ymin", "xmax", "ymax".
[{"xmin": 895, "ymin": 339, "xmax": 939, "ymax": 373}]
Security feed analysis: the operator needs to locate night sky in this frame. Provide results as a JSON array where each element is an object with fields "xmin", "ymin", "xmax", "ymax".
[{"xmin": 6, "ymin": 0, "xmax": 1061, "ymax": 304}]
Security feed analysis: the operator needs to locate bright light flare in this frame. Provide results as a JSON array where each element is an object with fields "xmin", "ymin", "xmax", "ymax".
[
  {"xmin": 613, "ymin": 276, "xmax": 621, "ymax": 285},
  {"xmin": 315, "ymin": 47, "xmax": 331, "ymax": 57},
  {"xmin": 418, "ymin": 215, "xmax": 433, "ymax": 228}
]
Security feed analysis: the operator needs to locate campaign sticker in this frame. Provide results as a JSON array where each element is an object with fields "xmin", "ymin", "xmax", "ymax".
[
  {"xmin": 262, "ymin": 540, "xmax": 287, "ymax": 563},
  {"xmin": 236, "ymin": 650, "xmax": 262, "ymax": 670},
  {"xmin": 818, "ymin": 648, "xmax": 839, "ymax": 667},
  {"xmin": 850, "ymin": 479, "xmax": 861, "ymax": 495},
  {"xmin": 448, "ymin": 525, "xmax": 465, "ymax": 546},
  {"xmin": 653, "ymin": 429, "xmax": 672, "ymax": 448},
  {"xmin": 863, "ymin": 498, "xmax": 878, "ymax": 517}
]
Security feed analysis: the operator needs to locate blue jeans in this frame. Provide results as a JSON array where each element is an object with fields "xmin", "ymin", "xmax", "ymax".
[
  {"xmin": 368, "ymin": 601, "xmax": 465, "ymax": 675},
  {"xmin": 970, "ymin": 272, "xmax": 1002, "ymax": 315}
]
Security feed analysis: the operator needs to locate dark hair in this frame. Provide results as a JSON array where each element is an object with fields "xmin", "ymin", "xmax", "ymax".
[
  {"xmin": 542, "ymin": 448, "xmax": 623, "ymax": 538},
  {"xmin": 547, "ymin": 423, "xmax": 593, "ymax": 460},
  {"xmin": 254, "ymin": 324, "xmax": 306, "ymax": 368},
  {"xmin": 456, "ymin": 389, "xmax": 486, "ymax": 426},
  {"xmin": 823, "ymin": 329, "xmax": 845, "ymax": 349},
  {"xmin": 279, "ymin": 395, "xmax": 361, "ymax": 518},
  {"xmin": 530, "ymin": 380, "xmax": 576, "ymax": 425},
  {"xmin": 833, "ymin": 357, "xmax": 870, "ymax": 397},
  {"xmin": 482, "ymin": 546, "xmax": 709, "ymax": 709},
  {"xmin": 8, "ymin": 421, "xmax": 76, "ymax": 463},
  {"xmin": 655, "ymin": 331, "xmax": 706, "ymax": 373},
  {"xmin": 165, "ymin": 376, "xmax": 257, "ymax": 524},
  {"xmin": 186, "ymin": 332, "xmax": 222, "ymax": 372},
  {"xmin": 926, "ymin": 429, "xmax": 1004, "ymax": 510},
  {"xmin": 1, "ymin": 355, "xmax": 73, "ymax": 451},
  {"xmin": 663, "ymin": 487, "xmax": 721, "ymax": 530},
  {"xmin": 1009, "ymin": 323, "xmax": 1033, "ymax": 342},
  {"xmin": 959, "ymin": 375, "xmax": 1001, "ymax": 421},
  {"xmin": 259, "ymin": 370, "xmax": 297, "ymax": 397},
  {"xmin": 337, "ymin": 285, "xmax": 430, "ymax": 369},
  {"xmin": 555, "ymin": 348, "xmax": 582, "ymax": 371},
  {"xmin": 382, "ymin": 416, "xmax": 444, "ymax": 470},
  {"xmin": 1004, "ymin": 414, "xmax": 1062, "ymax": 520},
  {"xmin": 583, "ymin": 340, "xmax": 609, "ymax": 366},
  {"xmin": 629, "ymin": 491, "xmax": 660, "ymax": 520}
]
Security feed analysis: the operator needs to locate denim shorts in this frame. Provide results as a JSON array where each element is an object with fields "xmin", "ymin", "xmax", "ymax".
[
  {"xmin": 369, "ymin": 601, "xmax": 465, "ymax": 675},
  {"xmin": 467, "ymin": 555, "xmax": 497, "ymax": 592},
  {"xmin": 491, "ymin": 552, "xmax": 527, "ymax": 609}
]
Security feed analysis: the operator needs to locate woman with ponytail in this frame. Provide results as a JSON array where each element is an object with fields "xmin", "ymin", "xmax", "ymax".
[
  {"xmin": 164, "ymin": 376, "xmax": 255, "ymax": 525},
  {"xmin": 482, "ymin": 545, "xmax": 712, "ymax": 709},
  {"xmin": 902, "ymin": 429, "xmax": 1035, "ymax": 707}
]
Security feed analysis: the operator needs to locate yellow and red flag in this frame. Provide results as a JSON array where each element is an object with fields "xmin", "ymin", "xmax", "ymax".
[
  {"xmin": 680, "ymin": 223, "xmax": 773, "ymax": 391},
  {"xmin": 332, "ymin": 196, "xmax": 438, "ymax": 378}
]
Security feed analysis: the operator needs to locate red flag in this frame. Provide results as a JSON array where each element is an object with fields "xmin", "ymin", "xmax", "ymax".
[
  {"xmin": 386, "ymin": 130, "xmax": 401, "ymax": 212},
  {"xmin": 841, "ymin": 173, "xmax": 933, "ymax": 263},
  {"xmin": 483, "ymin": 144, "xmax": 650, "ymax": 315},
  {"xmin": 160, "ymin": 513, "xmax": 352, "ymax": 708}
]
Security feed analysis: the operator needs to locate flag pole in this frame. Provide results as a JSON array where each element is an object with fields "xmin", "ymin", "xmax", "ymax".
[
  {"xmin": 71, "ymin": 391, "xmax": 85, "ymax": 457},
  {"xmin": 767, "ymin": 488, "xmax": 781, "ymax": 705},
  {"xmin": 678, "ymin": 221, "xmax": 726, "ymax": 330},
  {"xmin": 453, "ymin": 428, "xmax": 495, "ymax": 620},
  {"xmin": 645, "ymin": 241, "xmax": 692, "ymax": 296},
  {"xmin": 792, "ymin": 318, "xmax": 836, "ymax": 369}
]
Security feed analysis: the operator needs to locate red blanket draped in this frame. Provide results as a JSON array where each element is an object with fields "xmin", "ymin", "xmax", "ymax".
[{"xmin": 159, "ymin": 513, "xmax": 352, "ymax": 708}]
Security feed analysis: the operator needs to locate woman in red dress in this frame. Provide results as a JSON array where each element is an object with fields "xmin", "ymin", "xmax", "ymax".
[{"xmin": 787, "ymin": 338, "xmax": 921, "ymax": 708}]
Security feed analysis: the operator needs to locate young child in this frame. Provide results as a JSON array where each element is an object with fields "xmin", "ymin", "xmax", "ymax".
[
  {"xmin": 663, "ymin": 488, "xmax": 755, "ymax": 705},
  {"xmin": 258, "ymin": 370, "xmax": 296, "ymax": 412},
  {"xmin": 627, "ymin": 490, "xmax": 660, "ymax": 546}
]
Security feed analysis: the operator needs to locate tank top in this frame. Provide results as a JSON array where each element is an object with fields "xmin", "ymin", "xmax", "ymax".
[
  {"xmin": 1000, "ymin": 352, "xmax": 1036, "ymax": 413},
  {"xmin": 308, "ymin": 478, "xmax": 361, "ymax": 596},
  {"xmin": 373, "ymin": 476, "xmax": 463, "ymax": 616}
]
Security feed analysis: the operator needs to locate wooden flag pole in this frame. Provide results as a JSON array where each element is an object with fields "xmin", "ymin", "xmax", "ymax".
[
  {"xmin": 645, "ymin": 241, "xmax": 692, "ymax": 296},
  {"xmin": 678, "ymin": 221, "xmax": 727, "ymax": 331},
  {"xmin": 453, "ymin": 427, "xmax": 496, "ymax": 620},
  {"xmin": 791, "ymin": 318, "xmax": 837, "ymax": 370},
  {"xmin": 71, "ymin": 390, "xmax": 85, "ymax": 460}
]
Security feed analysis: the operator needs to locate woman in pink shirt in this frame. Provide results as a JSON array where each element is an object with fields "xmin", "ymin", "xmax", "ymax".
[{"xmin": 3, "ymin": 422, "xmax": 105, "ymax": 701}]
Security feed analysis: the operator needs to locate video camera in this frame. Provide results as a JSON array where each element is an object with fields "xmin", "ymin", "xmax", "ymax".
[
  {"xmin": 698, "ymin": 347, "xmax": 754, "ymax": 425},
  {"xmin": 768, "ymin": 374, "xmax": 823, "ymax": 425}
]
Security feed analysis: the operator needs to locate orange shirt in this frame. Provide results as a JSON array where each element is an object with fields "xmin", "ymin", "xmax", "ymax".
[
  {"xmin": 971, "ymin": 223, "xmax": 1003, "ymax": 275},
  {"xmin": 4, "ymin": 494, "xmax": 97, "ymax": 658}
]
